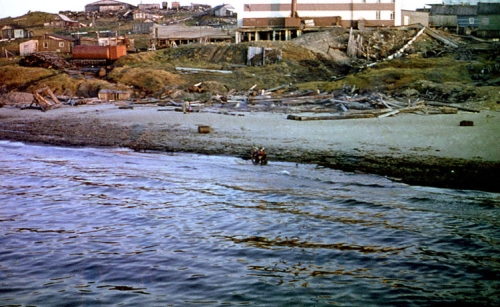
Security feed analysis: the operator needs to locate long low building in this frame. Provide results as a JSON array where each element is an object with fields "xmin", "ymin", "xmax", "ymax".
[
  {"xmin": 150, "ymin": 24, "xmax": 233, "ymax": 49},
  {"xmin": 234, "ymin": 0, "xmax": 402, "ymax": 42}
]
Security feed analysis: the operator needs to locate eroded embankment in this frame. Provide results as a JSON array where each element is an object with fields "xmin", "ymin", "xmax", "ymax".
[{"xmin": 0, "ymin": 115, "xmax": 498, "ymax": 193}]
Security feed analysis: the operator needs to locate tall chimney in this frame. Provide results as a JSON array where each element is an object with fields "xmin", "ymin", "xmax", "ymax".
[{"xmin": 291, "ymin": 0, "xmax": 298, "ymax": 18}]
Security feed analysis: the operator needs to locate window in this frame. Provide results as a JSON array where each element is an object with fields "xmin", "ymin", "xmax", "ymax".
[
  {"xmin": 376, "ymin": 11, "xmax": 381, "ymax": 20},
  {"xmin": 43, "ymin": 42, "xmax": 48, "ymax": 49},
  {"xmin": 59, "ymin": 42, "xmax": 65, "ymax": 48},
  {"xmin": 390, "ymin": 12, "xmax": 395, "ymax": 20}
]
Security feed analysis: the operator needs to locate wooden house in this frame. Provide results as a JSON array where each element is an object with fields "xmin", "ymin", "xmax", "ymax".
[
  {"xmin": 212, "ymin": 4, "xmax": 236, "ymax": 17},
  {"xmin": 1, "ymin": 25, "xmax": 31, "ymax": 39},
  {"xmin": 138, "ymin": 4, "xmax": 161, "ymax": 11},
  {"xmin": 38, "ymin": 34, "xmax": 76, "ymax": 54},
  {"xmin": 48, "ymin": 14, "xmax": 81, "ymax": 29}
]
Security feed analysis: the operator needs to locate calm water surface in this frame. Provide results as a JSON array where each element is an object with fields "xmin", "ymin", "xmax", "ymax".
[{"xmin": 0, "ymin": 141, "xmax": 499, "ymax": 306}]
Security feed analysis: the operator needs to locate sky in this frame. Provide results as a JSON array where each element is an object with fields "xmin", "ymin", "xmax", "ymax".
[{"xmin": 0, "ymin": 0, "xmax": 443, "ymax": 19}]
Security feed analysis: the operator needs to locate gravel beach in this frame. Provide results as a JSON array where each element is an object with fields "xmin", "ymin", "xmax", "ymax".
[{"xmin": 1, "ymin": 103, "xmax": 499, "ymax": 192}]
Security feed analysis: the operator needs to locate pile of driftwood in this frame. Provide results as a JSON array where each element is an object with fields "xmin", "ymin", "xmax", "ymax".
[
  {"xmin": 209, "ymin": 84, "xmax": 479, "ymax": 120},
  {"xmin": 19, "ymin": 53, "xmax": 71, "ymax": 70}
]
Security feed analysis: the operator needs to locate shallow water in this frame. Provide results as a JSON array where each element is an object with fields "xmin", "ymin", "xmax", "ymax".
[{"xmin": 0, "ymin": 141, "xmax": 499, "ymax": 306}]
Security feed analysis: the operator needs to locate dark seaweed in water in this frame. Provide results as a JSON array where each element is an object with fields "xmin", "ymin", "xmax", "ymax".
[{"xmin": 0, "ymin": 141, "xmax": 499, "ymax": 306}]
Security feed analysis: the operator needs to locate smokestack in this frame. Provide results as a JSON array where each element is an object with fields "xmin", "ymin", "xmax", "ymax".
[{"xmin": 291, "ymin": 0, "xmax": 297, "ymax": 18}]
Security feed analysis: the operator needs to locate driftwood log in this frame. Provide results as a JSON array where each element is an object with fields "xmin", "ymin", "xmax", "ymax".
[
  {"xmin": 287, "ymin": 113, "xmax": 375, "ymax": 121},
  {"xmin": 29, "ymin": 87, "xmax": 62, "ymax": 112}
]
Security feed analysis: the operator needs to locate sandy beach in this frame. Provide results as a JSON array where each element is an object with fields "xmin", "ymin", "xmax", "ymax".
[{"xmin": 1, "ymin": 103, "xmax": 499, "ymax": 192}]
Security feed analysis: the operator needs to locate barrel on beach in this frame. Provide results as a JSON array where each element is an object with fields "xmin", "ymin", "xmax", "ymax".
[{"xmin": 198, "ymin": 125, "xmax": 211, "ymax": 133}]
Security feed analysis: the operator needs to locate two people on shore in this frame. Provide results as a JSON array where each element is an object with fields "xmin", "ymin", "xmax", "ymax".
[{"xmin": 251, "ymin": 147, "xmax": 268, "ymax": 165}]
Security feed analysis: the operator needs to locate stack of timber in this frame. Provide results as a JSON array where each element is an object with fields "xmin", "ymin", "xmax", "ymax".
[{"xmin": 19, "ymin": 53, "xmax": 71, "ymax": 70}]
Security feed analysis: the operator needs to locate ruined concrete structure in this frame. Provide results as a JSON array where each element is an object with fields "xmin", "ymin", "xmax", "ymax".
[{"xmin": 235, "ymin": 0, "xmax": 402, "ymax": 43}]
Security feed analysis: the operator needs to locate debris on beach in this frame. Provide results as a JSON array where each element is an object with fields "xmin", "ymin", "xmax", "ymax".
[{"xmin": 21, "ymin": 86, "xmax": 62, "ymax": 112}]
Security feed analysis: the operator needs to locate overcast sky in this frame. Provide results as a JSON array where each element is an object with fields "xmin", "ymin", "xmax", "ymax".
[{"xmin": 0, "ymin": 0, "xmax": 443, "ymax": 19}]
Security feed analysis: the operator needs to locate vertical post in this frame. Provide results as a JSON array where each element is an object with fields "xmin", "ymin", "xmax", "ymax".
[{"xmin": 291, "ymin": 0, "xmax": 297, "ymax": 18}]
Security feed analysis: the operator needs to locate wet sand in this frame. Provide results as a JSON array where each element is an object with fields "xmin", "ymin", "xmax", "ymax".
[{"xmin": 1, "ymin": 103, "xmax": 499, "ymax": 192}]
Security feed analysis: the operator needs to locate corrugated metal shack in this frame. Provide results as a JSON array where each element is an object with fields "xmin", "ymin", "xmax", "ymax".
[
  {"xmin": 429, "ymin": 4, "xmax": 478, "ymax": 32},
  {"xmin": 478, "ymin": 3, "xmax": 500, "ymax": 38}
]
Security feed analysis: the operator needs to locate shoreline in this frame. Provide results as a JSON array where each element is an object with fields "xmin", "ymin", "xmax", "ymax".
[{"xmin": 1, "ymin": 103, "xmax": 499, "ymax": 192}]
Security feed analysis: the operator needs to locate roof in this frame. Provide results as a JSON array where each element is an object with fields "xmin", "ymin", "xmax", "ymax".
[
  {"xmin": 57, "ymin": 14, "xmax": 78, "ymax": 22},
  {"xmin": 430, "ymin": 4, "xmax": 478, "ymax": 15},
  {"xmin": 86, "ymin": 0, "xmax": 130, "ymax": 6},
  {"xmin": 213, "ymin": 4, "xmax": 236, "ymax": 11},
  {"xmin": 43, "ymin": 33, "xmax": 77, "ymax": 41},
  {"xmin": 1, "ymin": 24, "xmax": 24, "ymax": 30}
]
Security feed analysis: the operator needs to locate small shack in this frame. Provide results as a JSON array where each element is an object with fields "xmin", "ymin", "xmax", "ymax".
[
  {"xmin": 133, "ymin": 22, "xmax": 154, "ymax": 34},
  {"xmin": 98, "ymin": 89, "xmax": 132, "ymax": 101},
  {"xmin": 20, "ymin": 40, "xmax": 38, "ymax": 56},
  {"xmin": 402, "ymin": 10, "xmax": 429, "ymax": 27}
]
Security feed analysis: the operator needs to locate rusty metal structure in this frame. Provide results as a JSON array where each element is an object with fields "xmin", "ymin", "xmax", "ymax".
[{"xmin": 71, "ymin": 45, "xmax": 127, "ymax": 66}]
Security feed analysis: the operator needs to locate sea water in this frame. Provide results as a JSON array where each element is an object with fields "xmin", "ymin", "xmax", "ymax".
[{"xmin": 0, "ymin": 141, "xmax": 499, "ymax": 306}]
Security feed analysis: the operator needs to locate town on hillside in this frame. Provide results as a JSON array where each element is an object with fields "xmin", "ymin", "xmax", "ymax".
[
  {"xmin": 0, "ymin": 0, "xmax": 499, "ymax": 114},
  {"xmin": 1, "ymin": 0, "xmax": 499, "ymax": 60}
]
